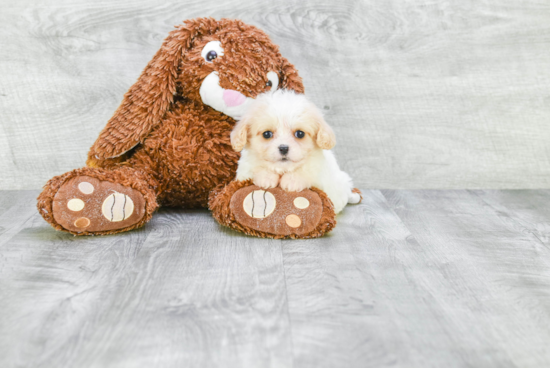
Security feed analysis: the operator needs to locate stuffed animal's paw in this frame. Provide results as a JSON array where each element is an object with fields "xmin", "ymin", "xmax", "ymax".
[
  {"xmin": 209, "ymin": 180, "xmax": 336, "ymax": 239},
  {"xmin": 47, "ymin": 176, "xmax": 147, "ymax": 234}
]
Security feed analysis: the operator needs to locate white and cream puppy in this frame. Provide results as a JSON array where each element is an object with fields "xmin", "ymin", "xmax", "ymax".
[{"xmin": 230, "ymin": 90, "xmax": 361, "ymax": 213}]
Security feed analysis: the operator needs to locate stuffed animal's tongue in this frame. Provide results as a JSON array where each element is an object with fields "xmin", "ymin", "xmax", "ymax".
[{"xmin": 223, "ymin": 89, "xmax": 247, "ymax": 107}]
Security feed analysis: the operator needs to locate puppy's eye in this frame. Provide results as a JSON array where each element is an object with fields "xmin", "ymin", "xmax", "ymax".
[
  {"xmin": 201, "ymin": 41, "xmax": 224, "ymax": 63},
  {"xmin": 263, "ymin": 131, "xmax": 273, "ymax": 139},
  {"xmin": 266, "ymin": 81, "xmax": 272, "ymax": 87},
  {"xmin": 294, "ymin": 130, "xmax": 305, "ymax": 139}
]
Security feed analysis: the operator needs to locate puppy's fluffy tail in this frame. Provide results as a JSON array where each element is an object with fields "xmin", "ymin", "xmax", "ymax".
[{"xmin": 348, "ymin": 188, "xmax": 363, "ymax": 204}]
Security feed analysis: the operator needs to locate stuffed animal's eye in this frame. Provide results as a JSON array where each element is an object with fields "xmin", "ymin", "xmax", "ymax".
[
  {"xmin": 266, "ymin": 71, "xmax": 279, "ymax": 92},
  {"xmin": 201, "ymin": 41, "xmax": 224, "ymax": 63},
  {"xmin": 263, "ymin": 131, "xmax": 273, "ymax": 139},
  {"xmin": 295, "ymin": 130, "xmax": 305, "ymax": 139},
  {"xmin": 206, "ymin": 51, "xmax": 217, "ymax": 61}
]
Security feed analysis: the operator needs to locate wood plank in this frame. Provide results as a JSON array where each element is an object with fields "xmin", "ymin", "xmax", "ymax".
[
  {"xmin": 0, "ymin": 190, "xmax": 41, "ymax": 248},
  {"xmin": 3, "ymin": 189, "xmax": 550, "ymax": 367},
  {"xmin": 0, "ymin": 190, "xmax": 34, "ymax": 214},
  {"xmin": 282, "ymin": 189, "xmax": 550, "ymax": 367},
  {"xmin": 382, "ymin": 189, "xmax": 550, "ymax": 367},
  {"xmin": 470, "ymin": 190, "xmax": 550, "ymax": 247},
  {"xmin": 2, "ymin": 0, "xmax": 550, "ymax": 189},
  {"xmin": 0, "ymin": 201, "xmax": 291, "ymax": 367},
  {"xmin": 282, "ymin": 190, "xmax": 467, "ymax": 368}
]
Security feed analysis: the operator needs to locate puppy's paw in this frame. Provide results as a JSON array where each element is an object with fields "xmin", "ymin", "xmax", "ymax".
[
  {"xmin": 253, "ymin": 171, "xmax": 280, "ymax": 189},
  {"xmin": 280, "ymin": 174, "xmax": 310, "ymax": 192}
]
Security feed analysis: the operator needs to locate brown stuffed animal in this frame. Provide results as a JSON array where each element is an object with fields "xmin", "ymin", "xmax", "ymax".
[{"xmin": 37, "ymin": 17, "xmax": 338, "ymax": 238}]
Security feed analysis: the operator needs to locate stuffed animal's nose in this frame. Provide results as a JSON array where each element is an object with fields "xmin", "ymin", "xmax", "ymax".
[
  {"xmin": 223, "ymin": 89, "xmax": 247, "ymax": 107},
  {"xmin": 278, "ymin": 145, "xmax": 289, "ymax": 155}
]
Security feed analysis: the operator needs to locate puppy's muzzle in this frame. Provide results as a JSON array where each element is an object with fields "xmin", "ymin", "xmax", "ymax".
[{"xmin": 278, "ymin": 145, "xmax": 289, "ymax": 156}]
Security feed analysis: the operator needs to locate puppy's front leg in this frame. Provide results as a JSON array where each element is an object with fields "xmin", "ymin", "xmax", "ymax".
[
  {"xmin": 280, "ymin": 172, "xmax": 311, "ymax": 192},
  {"xmin": 253, "ymin": 169, "xmax": 280, "ymax": 189}
]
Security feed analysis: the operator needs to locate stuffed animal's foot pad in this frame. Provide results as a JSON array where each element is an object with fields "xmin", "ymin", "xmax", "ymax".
[
  {"xmin": 51, "ymin": 176, "xmax": 146, "ymax": 233},
  {"xmin": 230, "ymin": 186, "xmax": 325, "ymax": 237}
]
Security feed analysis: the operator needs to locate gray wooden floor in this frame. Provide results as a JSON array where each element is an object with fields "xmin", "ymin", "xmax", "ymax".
[{"xmin": 1, "ymin": 190, "xmax": 550, "ymax": 368}]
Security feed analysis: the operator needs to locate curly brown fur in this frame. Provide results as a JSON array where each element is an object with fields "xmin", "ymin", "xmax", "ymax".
[
  {"xmin": 38, "ymin": 17, "xmax": 339, "ymax": 237},
  {"xmin": 209, "ymin": 180, "xmax": 337, "ymax": 239},
  {"xmin": 85, "ymin": 17, "xmax": 304, "ymax": 209},
  {"xmin": 87, "ymin": 18, "xmax": 303, "ymax": 164}
]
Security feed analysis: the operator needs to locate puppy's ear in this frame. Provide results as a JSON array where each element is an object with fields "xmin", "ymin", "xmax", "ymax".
[
  {"xmin": 306, "ymin": 104, "xmax": 336, "ymax": 150},
  {"xmin": 316, "ymin": 118, "xmax": 336, "ymax": 150},
  {"xmin": 87, "ymin": 18, "xmax": 218, "ymax": 162},
  {"xmin": 231, "ymin": 117, "xmax": 249, "ymax": 152}
]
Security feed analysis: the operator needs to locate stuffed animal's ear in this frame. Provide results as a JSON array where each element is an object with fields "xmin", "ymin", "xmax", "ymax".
[
  {"xmin": 280, "ymin": 57, "xmax": 305, "ymax": 93},
  {"xmin": 230, "ymin": 117, "xmax": 249, "ymax": 152},
  {"xmin": 88, "ymin": 19, "xmax": 215, "ymax": 161}
]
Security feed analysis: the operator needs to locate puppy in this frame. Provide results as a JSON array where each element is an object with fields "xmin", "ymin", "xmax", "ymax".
[{"xmin": 230, "ymin": 89, "xmax": 361, "ymax": 213}]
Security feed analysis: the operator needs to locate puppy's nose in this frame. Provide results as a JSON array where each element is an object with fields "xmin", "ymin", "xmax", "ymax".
[{"xmin": 278, "ymin": 145, "xmax": 289, "ymax": 155}]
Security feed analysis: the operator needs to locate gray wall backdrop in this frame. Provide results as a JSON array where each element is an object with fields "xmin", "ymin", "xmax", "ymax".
[{"xmin": 1, "ymin": 0, "xmax": 550, "ymax": 190}]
